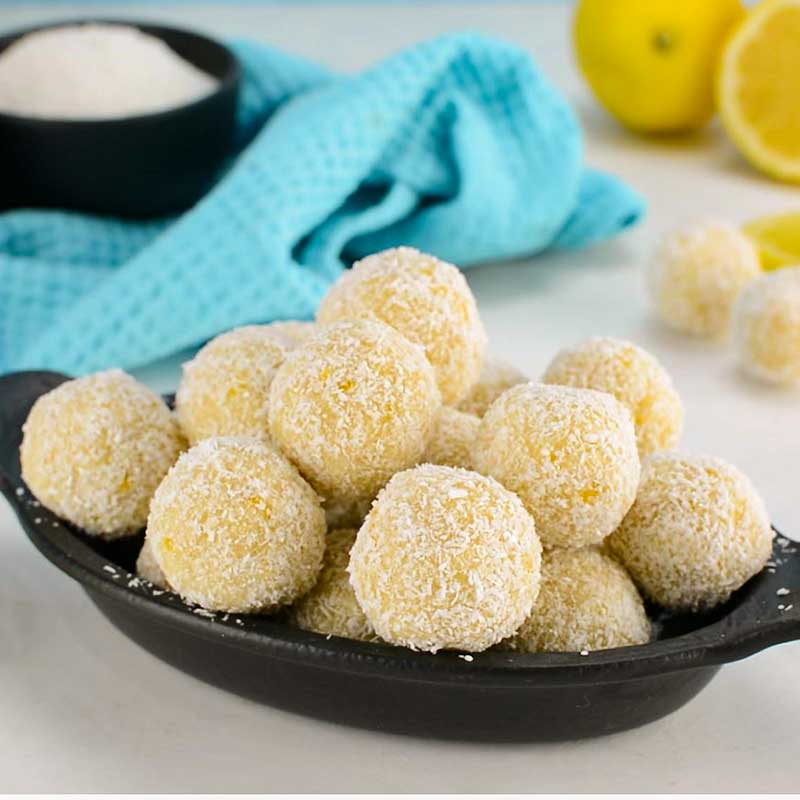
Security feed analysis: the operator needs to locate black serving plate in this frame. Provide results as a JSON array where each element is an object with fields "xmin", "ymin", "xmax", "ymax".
[
  {"xmin": 2, "ymin": 370, "xmax": 799, "ymax": 742},
  {"xmin": 0, "ymin": 19, "xmax": 240, "ymax": 218}
]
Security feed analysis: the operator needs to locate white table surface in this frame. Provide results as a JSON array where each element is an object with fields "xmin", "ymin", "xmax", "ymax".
[{"xmin": 1, "ymin": 2, "xmax": 799, "ymax": 792}]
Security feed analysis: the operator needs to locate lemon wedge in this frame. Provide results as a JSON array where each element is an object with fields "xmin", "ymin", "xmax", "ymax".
[
  {"xmin": 718, "ymin": 0, "xmax": 800, "ymax": 182},
  {"xmin": 743, "ymin": 212, "xmax": 800, "ymax": 269}
]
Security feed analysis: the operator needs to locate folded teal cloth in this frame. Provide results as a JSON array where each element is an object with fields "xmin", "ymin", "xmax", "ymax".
[{"xmin": 0, "ymin": 32, "xmax": 644, "ymax": 376}]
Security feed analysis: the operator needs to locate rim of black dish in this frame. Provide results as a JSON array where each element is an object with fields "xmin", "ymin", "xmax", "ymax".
[
  {"xmin": 9, "ymin": 478, "xmax": 799, "ymax": 688},
  {"xmin": 2, "ymin": 371, "xmax": 799, "ymax": 689}
]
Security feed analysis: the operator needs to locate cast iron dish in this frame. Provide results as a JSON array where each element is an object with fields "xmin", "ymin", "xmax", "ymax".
[
  {"xmin": 0, "ymin": 19, "xmax": 240, "ymax": 218},
  {"xmin": 1, "ymin": 370, "xmax": 798, "ymax": 742}
]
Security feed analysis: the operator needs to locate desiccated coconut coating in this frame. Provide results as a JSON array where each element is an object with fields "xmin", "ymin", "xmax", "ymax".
[
  {"xmin": 316, "ymin": 247, "xmax": 487, "ymax": 406},
  {"xmin": 732, "ymin": 267, "xmax": 800, "ymax": 384},
  {"xmin": 502, "ymin": 547, "xmax": 651, "ymax": 654},
  {"xmin": 136, "ymin": 536, "xmax": 168, "ymax": 589},
  {"xmin": 542, "ymin": 336, "xmax": 683, "ymax": 457},
  {"xmin": 471, "ymin": 383, "xmax": 640, "ymax": 549},
  {"xmin": 607, "ymin": 452, "xmax": 773, "ymax": 612},
  {"xmin": 458, "ymin": 356, "xmax": 529, "ymax": 417},
  {"xmin": 422, "ymin": 406, "xmax": 480, "ymax": 470},
  {"xmin": 176, "ymin": 326, "xmax": 290, "ymax": 445},
  {"xmin": 262, "ymin": 320, "xmax": 317, "ymax": 349},
  {"xmin": 349, "ymin": 464, "xmax": 542, "ymax": 653},
  {"xmin": 647, "ymin": 220, "xmax": 760, "ymax": 338},
  {"xmin": 147, "ymin": 437, "xmax": 326, "ymax": 613},
  {"xmin": 20, "ymin": 369, "xmax": 184, "ymax": 539},
  {"xmin": 289, "ymin": 528, "xmax": 378, "ymax": 642},
  {"xmin": 268, "ymin": 320, "xmax": 441, "ymax": 505}
]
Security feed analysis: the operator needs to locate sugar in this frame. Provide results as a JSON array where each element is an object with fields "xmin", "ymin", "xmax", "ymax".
[{"xmin": 0, "ymin": 23, "xmax": 217, "ymax": 120}]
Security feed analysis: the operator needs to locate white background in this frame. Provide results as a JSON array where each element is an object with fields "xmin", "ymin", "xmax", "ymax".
[{"xmin": 1, "ymin": 2, "xmax": 798, "ymax": 792}]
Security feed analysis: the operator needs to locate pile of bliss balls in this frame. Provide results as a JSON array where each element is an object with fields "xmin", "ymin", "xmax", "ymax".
[
  {"xmin": 20, "ymin": 247, "xmax": 774, "ymax": 656},
  {"xmin": 648, "ymin": 219, "xmax": 800, "ymax": 385}
]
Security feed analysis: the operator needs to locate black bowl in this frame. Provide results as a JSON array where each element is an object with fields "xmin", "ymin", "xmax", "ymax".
[
  {"xmin": 2, "ymin": 370, "xmax": 799, "ymax": 742},
  {"xmin": 0, "ymin": 19, "xmax": 240, "ymax": 218}
]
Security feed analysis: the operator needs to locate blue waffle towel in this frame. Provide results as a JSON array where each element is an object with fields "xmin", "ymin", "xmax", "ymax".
[{"xmin": 0, "ymin": 33, "xmax": 644, "ymax": 376}]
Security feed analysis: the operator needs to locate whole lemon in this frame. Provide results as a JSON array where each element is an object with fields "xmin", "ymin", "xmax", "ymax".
[{"xmin": 574, "ymin": 0, "xmax": 744, "ymax": 133}]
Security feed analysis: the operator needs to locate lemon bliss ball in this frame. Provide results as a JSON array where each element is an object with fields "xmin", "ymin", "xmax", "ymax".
[
  {"xmin": 732, "ymin": 266, "xmax": 800, "ymax": 384},
  {"xmin": 647, "ymin": 220, "xmax": 760, "ymax": 338},
  {"xmin": 472, "ymin": 383, "xmax": 640, "ymax": 549},
  {"xmin": 542, "ymin": 336, "xmax": 683, "ymax": 457},
  {"xmin": 268, "ymin": 320, "xmax": 441, "ymax": 505},
  {"xmin": 146, "ymin": 437, "xmax": 326, "ymax": 613},
  {"xmin": 136, "ymin": 536, "xmax": 168, "ymax": 589},
  {"xmin": 316, "ymin": 247, "xmax": 487, "ymax": 406},
  {"xmin": 176, "ymin": 326, "xmax": 290, "ymax": 445},
  {"xmin": 458, "ymin": 356, "xmax": 529, "ymax": 417},
  {"xmin": 422, "ymin": 406, "xmax": 480, "ymax": 469},
  {"xmin": 20, "ymin": 369, "xmax": 184, "ymax": 538},
  {"xmin": 289, "ymin": 528, "xmax": 378, "ymax": 642},
  {"xmin": 349, "ymin": 465, "xmax": 542, "ymax": 653},
  {"xmin": 503, "ymin": 547, "xmax": 650, "ymax": 654},
  {"xmin": 607, "ymin": 452, "xmax": 772, "ymax": 612}
]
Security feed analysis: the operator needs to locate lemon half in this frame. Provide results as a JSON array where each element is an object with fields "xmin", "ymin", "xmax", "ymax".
[
  {"xmin": 718, "ymin": 0, "xmax": 800, "ymax": 183},
  {"xmin": 743, "ymin": 212, "xmax": 800, "ymax": 269}
]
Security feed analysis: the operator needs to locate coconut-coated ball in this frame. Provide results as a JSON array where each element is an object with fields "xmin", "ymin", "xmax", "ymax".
[
  {"xmin": 316, "ymin": 247, "xmax": 487, "ymax": 405},
  {"xmin": 472, "ymin": 383, "xmax": 640, "ymax": 549},
  {"xmin": 176, "ymin": 326, "xmax": 290, "ymax": 445},
  {"xmin": 458, "ymin": 355, "xmax": 528, "ymax": 417},
  {"xmin": 647, "ymin": 220, "xmax": 760, "ymax": 338},
  {"xmin": 542, "ymin": 336, "xmax": 683, "ymax": 457},
  {"xmin": 269, "ymin": 320, "xmax": 441, "ymax": 505},
  {"xmin": 147, "ymin": 437, "xmax": 326, "ymax": 613},
  {"xmin": 20, "ymin": 369, "xmax": 184, "ymax": 539},
  {"xmin": 732, "ymin": 266, "xmax": 800, "ymax": 384},
  {"xmin": 503, "ymin": 547, "xmax": 650, "ymax": 654},
  {"xmin": 422, "ymin": 406, "xmax": 480, "ymax": 469},
  {"xmin": 136, "ymin": 536, "xmax": 168, "ymax": 589},
  {"xmin": 263, "ymin": 320, "xmax": 317, "ymax": 348},
  {"xmin": 607, "ymin": 452, "xmax": 772, "ymax": 611},
  {"xmin": 289, "ymin": 528, "xmax": 378, "ymax": 642},
  {"xmin": 349, "ymin": 464, "xmax": 542, "ymax": 653}
]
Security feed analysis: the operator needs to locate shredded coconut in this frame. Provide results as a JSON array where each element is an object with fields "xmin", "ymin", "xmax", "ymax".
[{"xmin": 0, "ymin": 23, "xmax": 217, "ymax": 119}]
